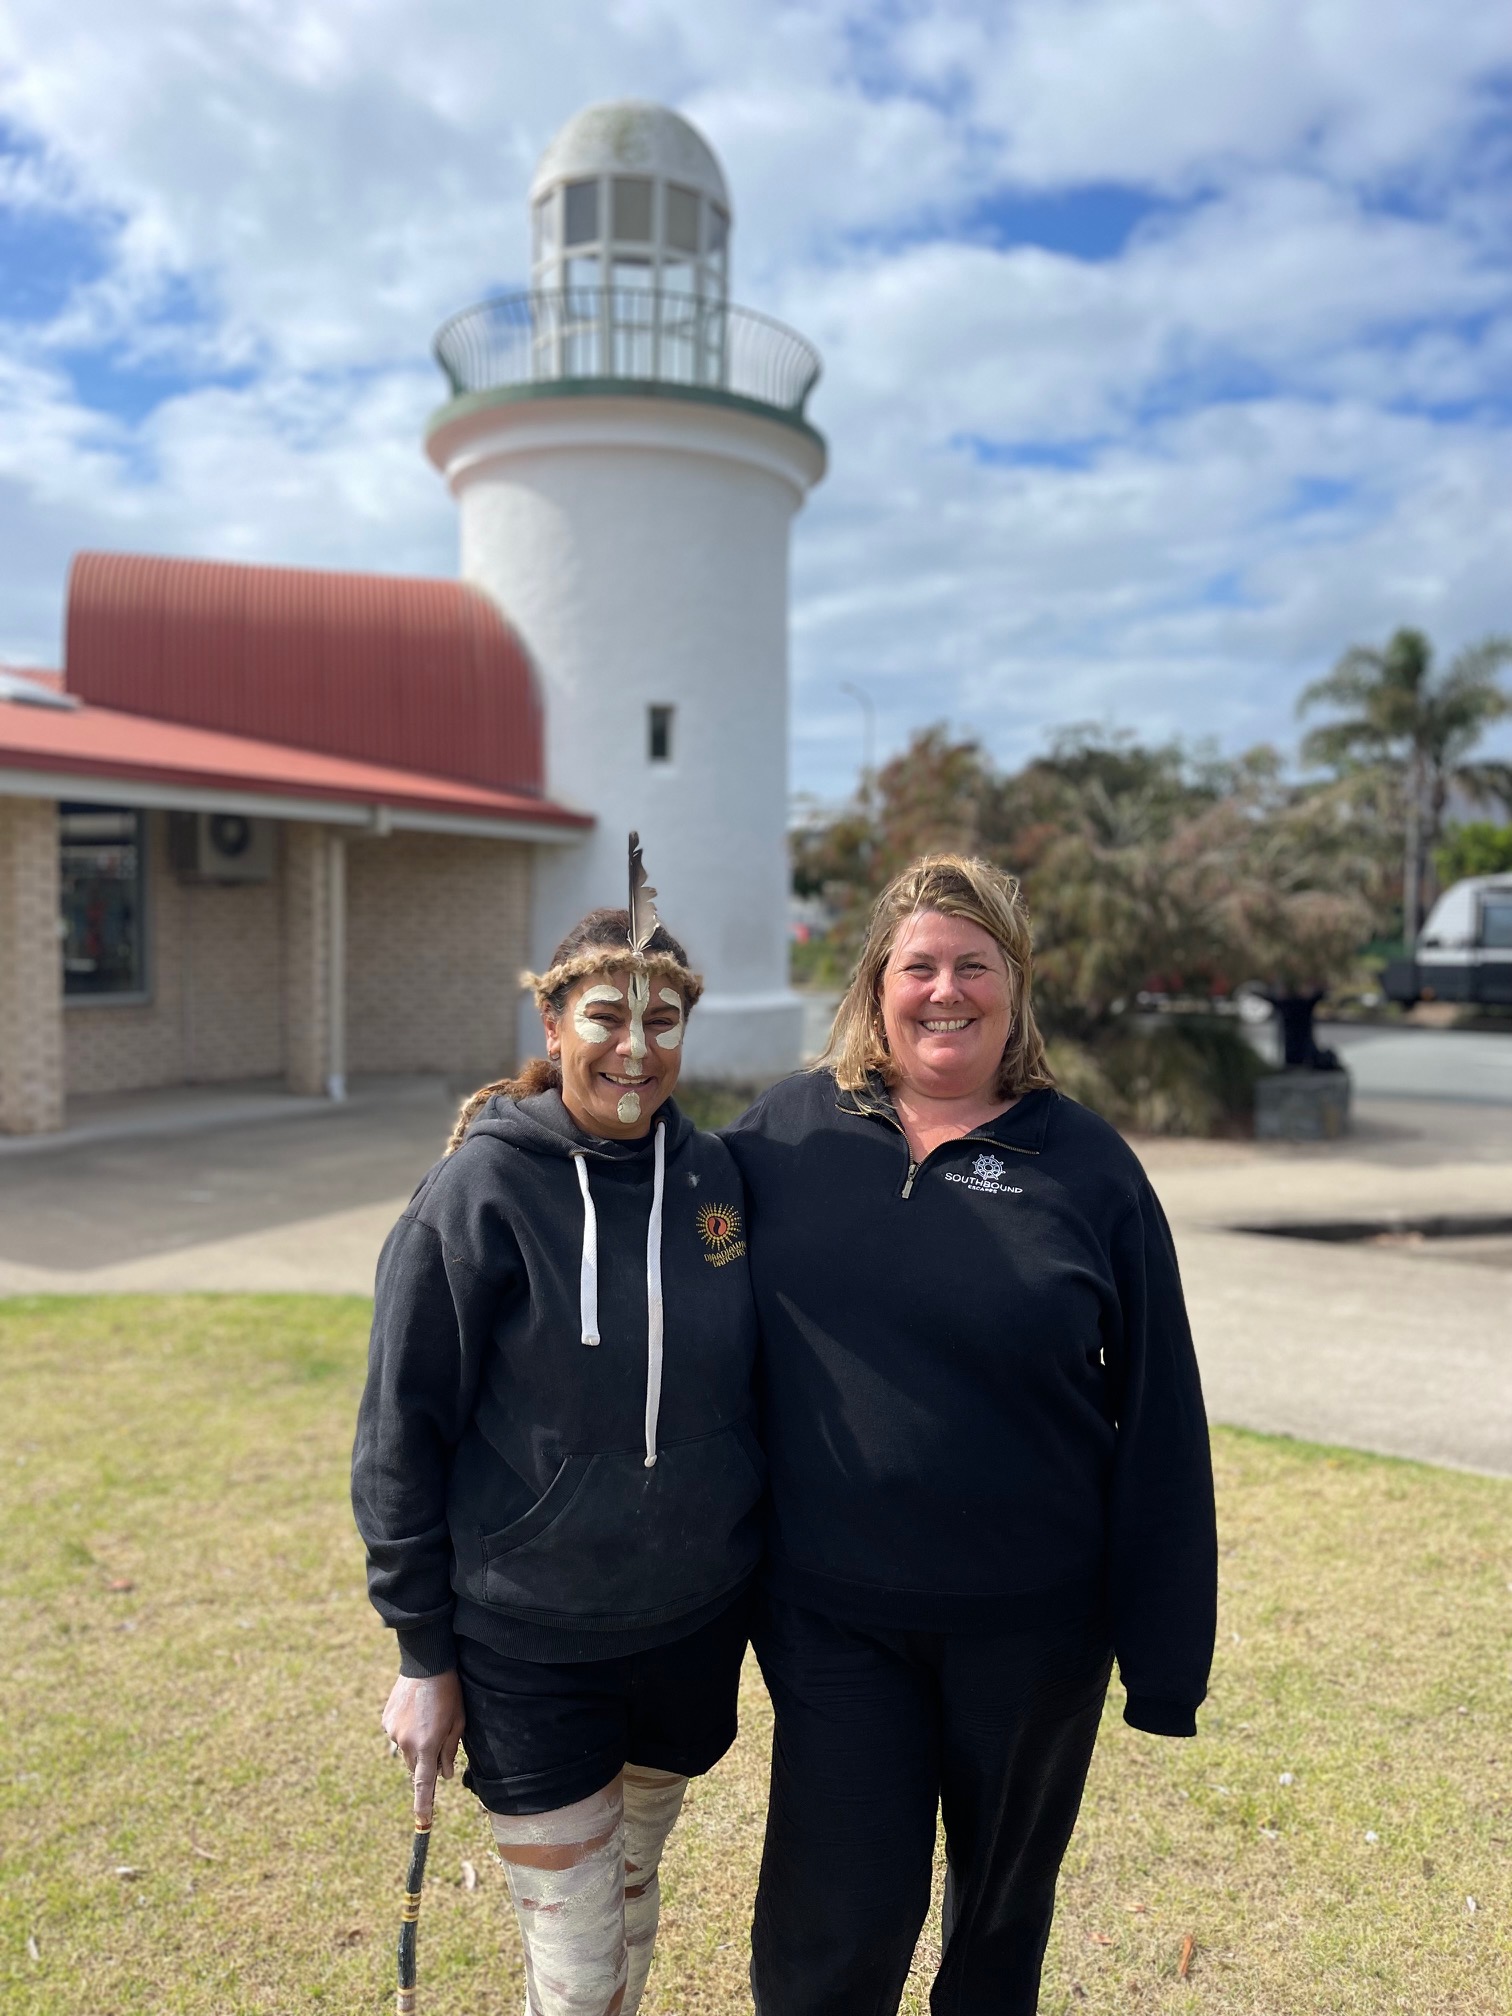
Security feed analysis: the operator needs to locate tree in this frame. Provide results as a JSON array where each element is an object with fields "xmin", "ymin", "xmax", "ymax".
[
  {"xmin": 787, "ymin": 721, "xmax": 1378, "ymax": 1131},
  {"xmin": 1023, "ymin": 744, "xmax": 1373, "ymax": 1042},
  {"xmin": 1297, "ymin": 627, "xmax": 1512, "ymax": 942},
  {"xmin": 1016, "ymin": 742, "xmax": 1238, "ymax": 1041},
  {"xmin": 790, "ymin": 726, "xmax": 1006, "ymax": 944},
  {"xmin": 1436, "ymin": 821, "xmax": 1512, "ymax": 885}
]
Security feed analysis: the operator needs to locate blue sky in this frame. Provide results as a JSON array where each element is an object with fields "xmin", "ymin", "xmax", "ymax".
[{"xmin": 1, "ymin": 0, "xmax": 1510, "ymax": 800}]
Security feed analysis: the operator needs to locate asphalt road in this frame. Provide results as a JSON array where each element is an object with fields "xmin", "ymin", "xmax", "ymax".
[{"xmin": 1311, "ymin": 1022, "xmax": 1512, "ymax": 1104}]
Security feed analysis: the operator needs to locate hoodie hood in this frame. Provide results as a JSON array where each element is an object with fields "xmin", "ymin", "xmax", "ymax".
[{"xmin": 465, "ymin": 1086, "xmax": 697, "ymax": 1166}]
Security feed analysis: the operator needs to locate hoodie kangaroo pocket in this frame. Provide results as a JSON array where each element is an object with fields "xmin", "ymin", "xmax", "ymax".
[
  {"xmin": 478, "ymin": 1422, "xmax": 763, "ymax": 1626},
  {"xmin": 479, "ymin": 1454, "xmax": 590, "ymax": 1559}
]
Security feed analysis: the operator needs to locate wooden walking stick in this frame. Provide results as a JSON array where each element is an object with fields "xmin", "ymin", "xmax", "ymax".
[{"xmin": 396, "ymin": 1808, "xmax": 432, "ymax": 2015}]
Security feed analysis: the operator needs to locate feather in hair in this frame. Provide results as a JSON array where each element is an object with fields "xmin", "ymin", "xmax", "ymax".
[{"xmin": 627, "ymin": 830, "xmax": 661, "ymax": 956}]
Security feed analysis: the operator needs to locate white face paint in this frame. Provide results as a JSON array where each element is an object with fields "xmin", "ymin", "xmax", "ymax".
[
  {"xmin": 626, "ymin": 970, "xmax": 651, "ymax": 1065},
  {"xmin": 572, "ymin": 983, "xmax": 623, "ymax": 1046},
  {"xmin": 616, "ymin": 1089, "xmax": 642, "ymax": 1124},
  {"xmin": 655, "ymin": 987, "xmax": 685, "ymax": 1051}
]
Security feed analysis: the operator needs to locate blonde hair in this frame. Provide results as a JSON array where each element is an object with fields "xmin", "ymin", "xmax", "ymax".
[{"xmin": 821, "ymin": 853, "xmax": 1055, "ymax": 1099}]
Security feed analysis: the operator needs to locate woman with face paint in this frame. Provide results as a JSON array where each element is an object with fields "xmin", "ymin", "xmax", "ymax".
[{"xmin": 352, "ymin": 862, "xmax": 762, "ymax": 2016}]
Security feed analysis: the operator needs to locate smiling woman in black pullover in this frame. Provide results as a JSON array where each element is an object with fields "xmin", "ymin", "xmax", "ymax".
[{"xmin": 724, "ymin": 853, "xmax": 1218, "ymax": 2016}]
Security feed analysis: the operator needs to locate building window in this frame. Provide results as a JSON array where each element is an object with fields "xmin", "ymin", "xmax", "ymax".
[
  {"xmin": 60, "ymin": 804, "xmax": 147, "ymax": 998},
  {"xmin": 648, "ymin": 705, "xmax": 674, "ymax": 764}
]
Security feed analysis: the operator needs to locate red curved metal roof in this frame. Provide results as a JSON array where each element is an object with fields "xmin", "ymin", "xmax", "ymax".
[{"xmin": 66, "ymin": 552, "xmax": 544, "ymax": 795}]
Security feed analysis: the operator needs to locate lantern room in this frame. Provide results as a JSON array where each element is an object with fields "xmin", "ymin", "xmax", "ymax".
[
  {"xmin": 526, "ymin": 101, "xmax": 732, "ymax": 386},
  {"xmin": 530, "ymin": 100, "xmax": 730, "ymax": 303}
]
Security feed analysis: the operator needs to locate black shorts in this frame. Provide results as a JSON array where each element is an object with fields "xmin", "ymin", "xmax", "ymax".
[{"xmin": 457, "ymin": 1596, "xmax": 750, "ymax": 1816}]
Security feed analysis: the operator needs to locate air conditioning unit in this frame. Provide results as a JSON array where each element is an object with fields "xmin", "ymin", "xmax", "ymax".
[{"xmin": 170, "ymin": 811, "xmax": 276, "ymax": 884}]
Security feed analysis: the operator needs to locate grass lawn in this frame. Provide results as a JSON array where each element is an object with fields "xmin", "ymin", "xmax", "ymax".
[{"xmin": 1, "ymin": 1295, "xmax": 1508, "ymax": 2015}]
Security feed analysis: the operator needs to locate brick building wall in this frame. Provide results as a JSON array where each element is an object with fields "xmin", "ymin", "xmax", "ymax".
[
  {"xmin": 65, "ymin": 813, "xmax": 284, "ymax": 1096},
  {"xmin": 10, "ymin": 808, "xmax": 532, "ymax": 1120},
  {"xmin": 347, "ymin": 831, "xmax": 530, "ymax": 1081},
  {"xmin": 0, "ymin": 797, "xmax": 65, "ymax": 1132},
  {"xmin": 282, "ymin": 821, "xmax": 332, "ymax": 1097}
]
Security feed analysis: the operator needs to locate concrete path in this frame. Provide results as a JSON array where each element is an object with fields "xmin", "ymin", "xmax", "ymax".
[
  {"xmin": 0, "ymin": 1076, "xmax": 455, "ymax": 1296},
  {"xmin": 1, "ymin": 1076, "xmax": 1508, "ymax": 1477}
]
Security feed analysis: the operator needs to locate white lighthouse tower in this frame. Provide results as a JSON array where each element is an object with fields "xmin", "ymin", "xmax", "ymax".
[{"xmin": 425, "ymin": 100, "xmax": 826, "ymax": 1077}]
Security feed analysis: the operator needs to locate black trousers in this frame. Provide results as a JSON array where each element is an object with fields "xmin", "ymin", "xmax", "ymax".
[{"xmin": 750, "ymin": 1596, "xmax": 1112, "ymax": 2016}]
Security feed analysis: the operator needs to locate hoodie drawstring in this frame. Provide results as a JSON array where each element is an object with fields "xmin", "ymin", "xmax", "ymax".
[
  {"xmin": 643, "ymin": 1122, "xmax": 666, "ymax": 1468},
  {"xmin": 572, "ymin": 1153, "xmax": 600, "ymax": 1347},
  {"xmin": 571, "ymin": 1122, "xmax": 668, "ymax": 1468}
]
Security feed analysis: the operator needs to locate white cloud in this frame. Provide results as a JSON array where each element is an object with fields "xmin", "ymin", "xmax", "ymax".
[
  {"xmin": 912, "ymin": 0, "xmax": 1511, "ymax": 192},
  {"xmin": 0, "ymin": 0, "xmax": 1508, "ymax": 796}
]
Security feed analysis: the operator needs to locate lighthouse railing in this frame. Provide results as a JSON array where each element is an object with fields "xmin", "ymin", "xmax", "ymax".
[{"xmin": 433, "ymin": 289, "xmax": 822, "ymax": 419}]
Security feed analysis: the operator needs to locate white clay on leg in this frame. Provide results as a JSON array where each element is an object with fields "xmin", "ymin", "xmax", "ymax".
[
  {"xmin": 620, "ymin": 1766, "xmax": 688, "ymax": 2015},
  {"xmin": 489, "ymin": 1781, "xmax": 628, "ymax": 2016}
]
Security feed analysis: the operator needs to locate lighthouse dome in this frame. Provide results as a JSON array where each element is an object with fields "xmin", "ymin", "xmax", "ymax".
[{"xmin": 530, "ymin": 100, "xmax": 729, "ymax": 212}]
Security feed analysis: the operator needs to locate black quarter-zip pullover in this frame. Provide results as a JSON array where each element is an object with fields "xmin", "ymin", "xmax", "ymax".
[{"xmin": 723, "ymin": 1071, "xmax": 1217, "ymax": 1737}]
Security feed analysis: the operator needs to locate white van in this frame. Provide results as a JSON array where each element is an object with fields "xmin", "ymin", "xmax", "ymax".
[{"xmin": 1382, "ymin": 874, "xmax": 1512, "ymax": 1006}]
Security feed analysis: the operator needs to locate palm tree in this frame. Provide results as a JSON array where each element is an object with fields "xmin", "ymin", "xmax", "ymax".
[{"xmin": 1298, "ymin": 627, "xmax": 1512, "ymax": 941}]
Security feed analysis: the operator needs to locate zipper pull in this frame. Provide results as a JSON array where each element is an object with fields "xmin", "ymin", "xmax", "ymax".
[{"xmin": 901, "ymin": 1161, "xmax": 918, "ymax": 1199}]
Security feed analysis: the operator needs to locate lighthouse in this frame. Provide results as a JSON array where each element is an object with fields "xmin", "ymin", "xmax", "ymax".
[{"xmin": 425, "ymin": 100, "xmax": 827, "ymax": 1078}]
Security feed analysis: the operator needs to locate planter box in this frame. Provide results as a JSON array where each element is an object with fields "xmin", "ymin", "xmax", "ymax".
[{"xmin": 1254, "ymin": 1068, "xmax": 1352, "ymax": 1141}]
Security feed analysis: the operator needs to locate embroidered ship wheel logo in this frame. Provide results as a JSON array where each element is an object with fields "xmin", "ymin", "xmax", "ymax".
[{"xmin": 696, "ymin": 1202, "xmax": 742, "ymax": 1255}]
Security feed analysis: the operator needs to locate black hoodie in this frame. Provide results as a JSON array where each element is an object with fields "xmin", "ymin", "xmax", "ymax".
[
  {"xmin": 724, "ymin": 1072, "xmax": 1217, "ymax": 1737},
  {"xmin": 352, "ymin": 1089, "xmax": 763, "ymax": 1676}
]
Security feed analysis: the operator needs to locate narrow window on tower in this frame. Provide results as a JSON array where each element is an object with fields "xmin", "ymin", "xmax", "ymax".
[{"xmin": 648, "ymin": 705, "xmax": 674, "ymax": 764}]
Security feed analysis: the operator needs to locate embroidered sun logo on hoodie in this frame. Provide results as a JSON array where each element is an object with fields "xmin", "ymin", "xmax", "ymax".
[{"xmin": 696, "ymin": 1202, "xmax": 747, "ymax": 1266}]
